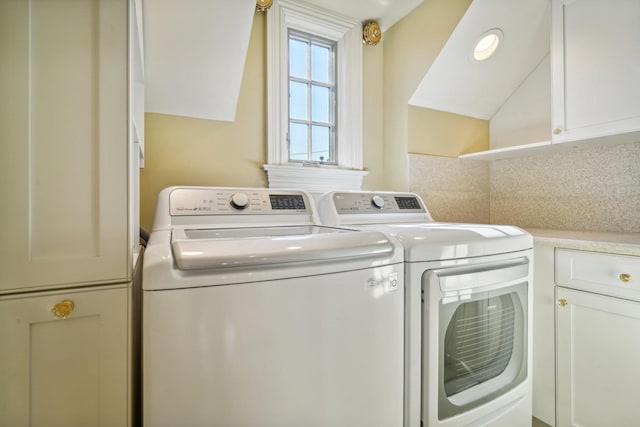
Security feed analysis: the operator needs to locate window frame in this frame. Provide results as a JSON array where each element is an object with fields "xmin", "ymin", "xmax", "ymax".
[{"xmin": 265, "ymin": 0, "xmax": 366, "ymax": 192}]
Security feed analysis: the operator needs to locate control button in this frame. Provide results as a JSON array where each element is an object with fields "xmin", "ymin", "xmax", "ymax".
[
  {"xmin": 230, "ymin": 193, "xmax": 249, "ymax": 210},
  {"xmin": 371, "ymin": 195, "xmax": 385, "ymax": 209},
  {"xmin": 389, "ymin": 272, "xmax": 399, "ymax": 291}
]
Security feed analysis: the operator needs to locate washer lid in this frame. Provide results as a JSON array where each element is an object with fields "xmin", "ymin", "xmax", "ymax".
[
  {"xmin": 171, "ymin": 225, "xmax": 395, "ymax": 270},
  {"xmin": 362, "ymin": 222, "xmax": 532, "ymax": 261}
]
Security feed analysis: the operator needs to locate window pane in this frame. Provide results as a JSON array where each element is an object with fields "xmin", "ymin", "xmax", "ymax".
[
  {"xmin": 289, "ymin": 122, "xmax": 308, "ymax": 160},
  {"xmin": 289, "ymin": 81, "xmax": 308, "ymax": 120},
  {"xmin": 311, "ymin": 85, "xmax": 330, "ymax": 123},
  {"xmin": 286, "ymin": 31, "xmax": 336, "ymax": 164},
  {"xmin": 311, "ymin": 125, "xmax": 330, "ymax": 162},
  {"xmin": 289, "ymin": 38, "xmax": 307, "ymax": 79},
  {"xmin": 311, "ymin": 44, "xmax": 330, "ymax": 83}
]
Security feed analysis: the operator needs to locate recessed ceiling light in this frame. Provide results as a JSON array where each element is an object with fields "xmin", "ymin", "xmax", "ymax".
[{"xmin": 473, "ymin": 29, "xmax": 503, "ymax": 61}]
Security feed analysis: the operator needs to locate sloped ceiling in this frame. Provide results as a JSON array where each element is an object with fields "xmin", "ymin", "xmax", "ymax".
[
  {"xmin": 143, "ymin": 0, "xmax": 424, "ymax": 122},
  {"xmin": 409, "ymin": 0, "xmax": 550, "ymax": 120},
  {"xmin": 144, "ymin": 0, "xmax": 255, "ymax": 121}
]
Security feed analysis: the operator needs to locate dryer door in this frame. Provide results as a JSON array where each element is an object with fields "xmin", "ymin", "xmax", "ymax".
[{"xmin": 422, "ymin": 260, "xmax": 529, "ymax": 421}]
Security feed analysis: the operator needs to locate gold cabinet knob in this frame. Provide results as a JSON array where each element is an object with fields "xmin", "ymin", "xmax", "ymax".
[
  {"xmin": 51, "ymin": 300, "xmax": 75, "ymax": 319},
  {"xmin": 558, "ymin": 298, "xmax": 568, "ymax": 307},
  {"xmin": 619, "ymin": 273, "xmax": 632, "ymax": 283},
  {"xmin": 553, "ymin": 128, "xmax": 562, "ymax": 135}
]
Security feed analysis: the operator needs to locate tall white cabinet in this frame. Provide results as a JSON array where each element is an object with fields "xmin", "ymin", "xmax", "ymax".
[{"xmin": 0, "ymin": 0, "xmax": 141, "ymax": 425}]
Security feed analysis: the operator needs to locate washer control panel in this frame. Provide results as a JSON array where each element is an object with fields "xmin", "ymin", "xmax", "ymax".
[
  {"xmin": 169, "ymin": 188, "xmax": 310, "ymax": 216},
  {"xmin": 331, "ymin": 192, "xmax": 426, "ymax": 215}
]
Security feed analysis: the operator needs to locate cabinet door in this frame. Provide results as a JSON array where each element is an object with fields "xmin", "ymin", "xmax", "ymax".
[
  {"xmin": 0, "ymin": 286, "xmax": 129, "ymax": 427},
  {"xmin": 556, "ymin": 287, "xmax": 640, "ymax": 426},
  {"xmin": 0, "ymin": 0, "xmax": 130, "ymax": 293},
  {"xmin": 551, "ymin": 0, "xmax": 640, "ymax": 144}
]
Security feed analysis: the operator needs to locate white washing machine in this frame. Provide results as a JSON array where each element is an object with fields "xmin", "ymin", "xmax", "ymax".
[
  {"xmin": 142, "ymin": 186, "xmax": 404, "ymax": 427},
  {"xmin": 317, "ymin": 191, "xmax": 533, "ymax": 427}
]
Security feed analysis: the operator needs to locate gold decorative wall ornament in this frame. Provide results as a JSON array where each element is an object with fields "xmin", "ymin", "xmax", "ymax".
[
  {"xmin": 256, "ymin": 0, "xmax": 273, "ymax": 12},
  {"xmin": 363, "ymin": 21, "xmax": 382, "ymax": 46}
]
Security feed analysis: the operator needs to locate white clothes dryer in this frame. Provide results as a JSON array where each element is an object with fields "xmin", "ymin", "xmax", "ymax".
[
  {"xmin": 143, "ymin": 187, "xmax": 405, "ymax": 427},
  {"xmin": 317, "ymin": 191, "xmax": 533, "ymax": 427}
]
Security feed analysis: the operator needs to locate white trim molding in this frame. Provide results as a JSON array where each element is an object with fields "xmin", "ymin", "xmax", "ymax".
[{"xmin": 263, "ymin": 164, "xmax": 368, "ymax": 193}]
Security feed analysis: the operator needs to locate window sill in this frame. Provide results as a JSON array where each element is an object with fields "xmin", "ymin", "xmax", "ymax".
[{"xmin": 263, "ymin": 164, "xmax": 368, "ymax": 194}]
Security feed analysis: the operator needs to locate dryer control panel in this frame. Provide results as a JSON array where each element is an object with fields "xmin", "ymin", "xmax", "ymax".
[
  {"xmin": 317, "ymin": 191, "xmax": 434, "ymax": 225},
  {"xmin": 331, "ymin": 192, "xmax": 427, "ymax": 214}
]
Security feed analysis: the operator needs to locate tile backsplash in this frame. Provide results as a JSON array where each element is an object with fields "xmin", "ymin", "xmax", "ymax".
[
  {"xmin": 409, "ymin": 154, "xmax": 490, "ymax": 223},
  {"xmin": 409, "ymin": 141, "xmax": 640, "ymax": 232}
]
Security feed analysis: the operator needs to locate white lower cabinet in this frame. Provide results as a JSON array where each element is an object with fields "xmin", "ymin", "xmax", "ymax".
[
  {"xmin": 533, "ymin": 242, "xmax": 640, "ymax": 426},
  {"xmin": 0, "ymin": 285, "xmax": 129, "ymax": 427},
  {"xmin": 556, "ymin": 286, "xmax": 640, "ymax": 426},
  {"xmin": 551, "ymin": 247, "xmax": 640, "ymax": 427},
  {"xmin": 532, "ymin": 243, "xmax": 556, "ymax": 426}
]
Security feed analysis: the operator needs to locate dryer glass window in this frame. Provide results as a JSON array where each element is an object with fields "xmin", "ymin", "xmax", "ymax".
[
  {"xmin": 443, "ymin": 294, "xmax": 515, "ymax": 396},
  {"xmin": 437, "ymin": 282, "xmax": 528, "ymax": 420}
]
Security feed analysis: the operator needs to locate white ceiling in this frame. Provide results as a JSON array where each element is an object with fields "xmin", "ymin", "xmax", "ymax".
[
  {"xmin": 409, "ymin": 0, "xmax": 551, "ymax": 120},
  {"xmin": 303, "ymin": 0, "xmax": 424, "ymax": 31},
  {"xmin": 144, "ymin": 0, "xmax": 255, "ymax": 121}
]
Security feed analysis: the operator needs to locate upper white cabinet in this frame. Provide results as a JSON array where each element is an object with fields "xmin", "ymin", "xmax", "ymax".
[
  {"xmin": 551, "ymin": 0, "xmax": 640, "ymax": 145},
  {"xmin": 0, "ymin": 0, "xmax": 131, "ymax": 293},
  {"xmin": 462, "ymin": 0, "xmax": 640, "ymax": 160}
]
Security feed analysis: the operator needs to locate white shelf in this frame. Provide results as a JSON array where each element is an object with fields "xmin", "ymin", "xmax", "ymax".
[{"xmin": 458, "ymin": 140, "xmax": 552, "ymax": 161}]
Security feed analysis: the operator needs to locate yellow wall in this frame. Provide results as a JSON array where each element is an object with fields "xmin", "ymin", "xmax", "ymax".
[
  {"xmin": 408, "ymin": 106, "xmax": 488, "ymax": 156},
  {"xmin": 361, "ymin": 42, "xmax": 385, "ymax": 191},
  {"xmin": 381, "ymin": 0, "xmax": 483, "ymax": 189},
  {"xmin": 140, "ymin": 15, "xmax": 268, "ymax": 229},
  {"xmin": 140, "ymin": 13, "xmax": 388, "ymax": 228},
  {"xmin": 140, "ymin": 1, "xmax": 486, "ymax": 228}
]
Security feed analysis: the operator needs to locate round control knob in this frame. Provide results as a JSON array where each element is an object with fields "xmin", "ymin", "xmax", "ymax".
[
  {"xmin": 371, "ymin": 195, "xmax": 385, "ymax": 209},
  {"xmin": 230, "ymin": 193, "xmax": 249, "ymax": 210}
]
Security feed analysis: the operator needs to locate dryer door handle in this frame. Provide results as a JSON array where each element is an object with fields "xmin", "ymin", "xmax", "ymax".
[{"xmin": 435, "ymin": 258, "xmax": 530, "ymax": 291}]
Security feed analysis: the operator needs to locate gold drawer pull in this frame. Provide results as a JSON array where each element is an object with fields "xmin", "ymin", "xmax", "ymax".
[
  {"xmin": 619, "ymin": 273, "xmax": 632, "ymax": 283},
  {"xmin": 51, "ymin": 300, "xmax": 75, "ymax": 319},
  {"xmin": 558, "ymin": 298, "xmax": 568, "ymax": 307}
]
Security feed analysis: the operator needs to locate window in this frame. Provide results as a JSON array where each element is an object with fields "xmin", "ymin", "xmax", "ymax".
[
  {"xmin": 288, "ymin": 31, "xmax": 336, "ymax": 164},
  {"xmin": 264, "ymin": 0, "xmax": 367, "ymax": 193}
]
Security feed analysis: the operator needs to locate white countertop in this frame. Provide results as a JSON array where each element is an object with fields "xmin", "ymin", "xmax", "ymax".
[{"xmin": 528, "ymin": 228, "xmax": 640, "ymax": 256}]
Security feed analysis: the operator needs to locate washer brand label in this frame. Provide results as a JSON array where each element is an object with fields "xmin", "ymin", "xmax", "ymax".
[{"xmin": 367, "ymin": 272, "xmax": 399, "ymax": 292}]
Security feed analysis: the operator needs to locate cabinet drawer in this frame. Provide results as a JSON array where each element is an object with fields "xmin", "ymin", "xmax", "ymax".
[{"xmin": 556, "ymin": 249, "xmax": 640, "ymax": 301}]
